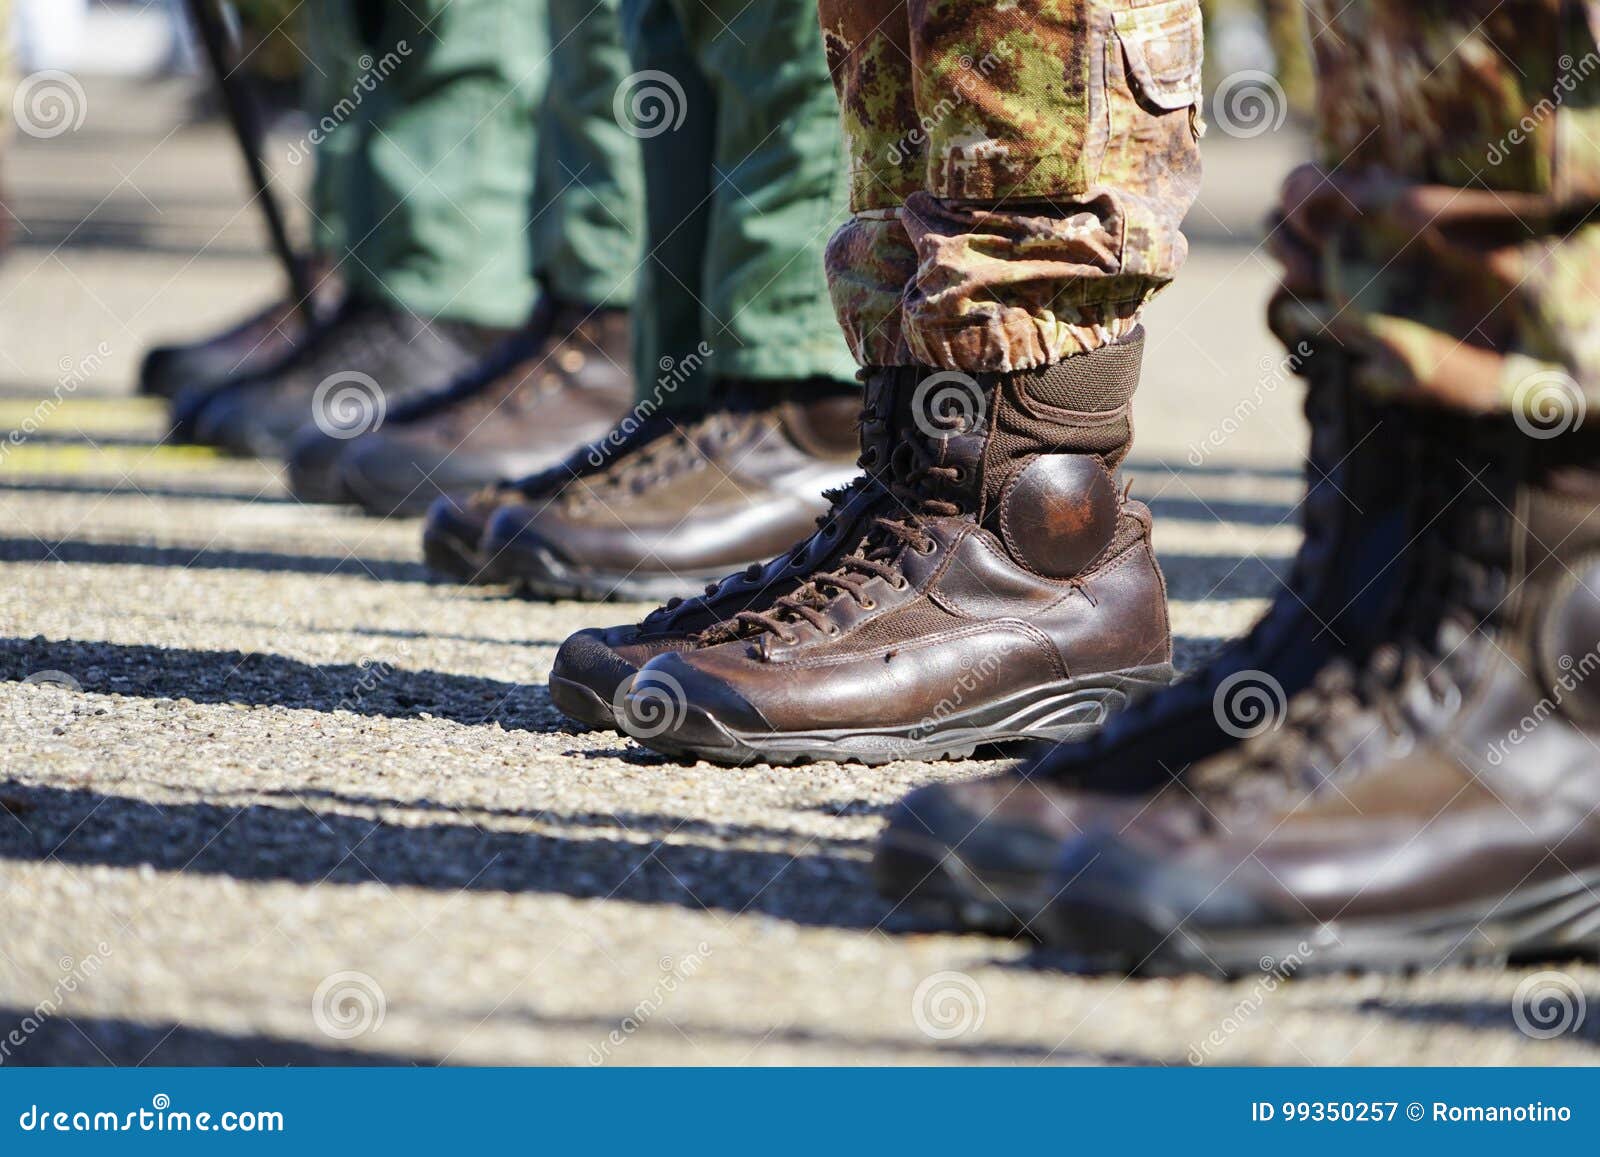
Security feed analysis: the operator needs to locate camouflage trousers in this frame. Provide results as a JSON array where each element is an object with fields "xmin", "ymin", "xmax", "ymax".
[
  {"xmin": 817, "ymin": 0, "xmax": 1206, "ymax": 372},
  {"xmin": 1270, "ymin": 1, "xmax": 1600, "ymax": 418}
]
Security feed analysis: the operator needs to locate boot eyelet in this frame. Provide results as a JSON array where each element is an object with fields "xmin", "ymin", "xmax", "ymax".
[
  {"xmin": 826, "ymin": 624, "xmax": 840, "ymax": 636},
  {"xmin": 916, "ymin": 540, "xmax": 937, "ymax": 555},
  {"xmin": 859, "ymin": 598, "xmax": 877, "ymax": 610},
  {"xmin": 893, "ymin": 578, "xmax": 908, "ymax": 591}
]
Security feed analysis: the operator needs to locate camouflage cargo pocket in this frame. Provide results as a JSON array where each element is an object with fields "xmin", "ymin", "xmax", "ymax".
[{"xmin": 926, "ymin": 0, "xmax": 1202, "ymax": 203}]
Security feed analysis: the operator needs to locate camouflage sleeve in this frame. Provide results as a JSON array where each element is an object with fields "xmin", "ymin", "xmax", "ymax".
[
  {"xmin": 1270, "ymin": 0, "xmax": 1600, "ymax": 421},
  {"xmin": 820, "ymin": 0, "xmax": 1205, "ymax": 372}
]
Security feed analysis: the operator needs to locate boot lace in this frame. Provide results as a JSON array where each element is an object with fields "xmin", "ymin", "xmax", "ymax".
[
  {"xmin": 724, "ymin": 433, "xmax": 963, "ymax": 645},
  {"xmin": 643, "ymin": 480, "xmax": 868, "ymax": 629},
  {"xmin": 564, "ymin": 409, "xmax": 761, "ymax": 508}
]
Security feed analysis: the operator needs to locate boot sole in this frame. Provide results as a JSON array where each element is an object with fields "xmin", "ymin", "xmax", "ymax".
[
  {"xmin": 548, "ymin": 673, "xmax": 620, "ymax": 730},
  {"xmin": 1044, "ymin": 867, "xmax": 1600, "ymax": 978},
  {"xmin": 421, "ymin": 524, "xmax": 497, "ymax": 585},
  {"xmin": 490, "ymin": 534, "xmax": 748, "ymax": 604},
  {"xmin": 873, "ymin": 828, "xmax": 1043, "ymax": 935},
  {"xmin": 628, "ymin": 664, "xmax": 1178, "ymax": 767}
]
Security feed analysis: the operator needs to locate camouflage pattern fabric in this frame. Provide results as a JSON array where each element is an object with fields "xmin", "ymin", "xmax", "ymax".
[
  {"xmin": 1269, "ymin": 0, "xmax": 1600, "ymax": 418},
  {"xmin": 818, "ymin": 0, "xmax": 1205, "ymax": 372}
]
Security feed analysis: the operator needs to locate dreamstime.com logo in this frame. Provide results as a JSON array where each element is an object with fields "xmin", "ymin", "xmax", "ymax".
[
  {"xmin": 1186, "ymin": 342, "xmax": 1313, "ymax": 465},
  {"xmin": 614, "ymin": 70, "xmax": 687, "ymax": 139},
  {"xmin": 9, "ymin": 670, "xmax": 84, "ymax": 733},
  {"xmin": 312, "ymin": 371, "xmax": 387, "ymax": 440},
  {"xmin": 0, "ymin": 941, "xmax": 114, "ymax": 1065},
  {"xmin": 2, "ymin": 342, "xmax": 113, "ymax": 468},
  {"xmin": 616, "ymin": 671, "xmax": 688, "ymax": 740},
  {"xmin": 1211, "ymin": 669, "xmax": 1287, "ymax": 739},
  {"xmin": 910, "ymin": 371, "xmax": 985, "ymax": 442},
  {"xmin": 17, "ymin": 1095, "xmax": 283, "ymax": 1134},
  {"xmin": 1210, "ymin": 69, "xmax": 1287, "ymax": 138},
  {"xmin": 585, "ymin": 342, "xmax": 712, "ymax": 467},
  {"xmin": 1486, "ymin": 640, "xmax": 1600, "ymax": 766},
  {"xmin": 311, "ymin": 970, "xmax": 386, "ymax": 1040},
  {"xmin": 882, "ymin": 42, "xmax": 1016, "ymax": 167},
  {"xmin": 1512, "ymin": 368, "xmax": 1586, "ymax": 440},
  {"xmin": 13, "ymin": 70, "xmax": 87, "ymax": 138},
  {"xmin": 286, "ymin": 42, "xmax": 413, "ymax": 166},
  {"xmin": 1186, "ymin": 943, "xmax": 1313, "ymax": 1064},
  {"xmin": 587, "ymin": 943, "xmax": 713, "ymax": 1064},
  {"xmin": 911, "ymin": 970, "xmax": 986, "ymax": 1041},
  {"xmin": 1512, "ymin": 971, "xmax": 1588, "ymax": 1040}
]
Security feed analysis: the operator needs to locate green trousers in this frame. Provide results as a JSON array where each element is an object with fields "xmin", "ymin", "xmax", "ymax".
[
  {"xmin": 302, "ymin": 0, "xmax": 643, "ymax": 327},
  {"xmin": 620, "ymin": 0, "xmax": 857, "ymax": 405}
]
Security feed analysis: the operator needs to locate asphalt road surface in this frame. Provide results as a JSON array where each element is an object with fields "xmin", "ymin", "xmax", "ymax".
[{"xmin": 0, "ymin": 78, "xmax": 1594, "ymax": 1066}]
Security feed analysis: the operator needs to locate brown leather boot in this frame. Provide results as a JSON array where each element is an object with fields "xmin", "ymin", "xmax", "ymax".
[
  {"xmin": 872, "ymin": 364, "xmax": 1415, "ymax": 931},
  {"xmin": 421, "ymin": 481, "xmax": 531, "ymax": 583},
  {"xmin": 481, "ymin": 382, "xmax": 863, "ymax": 602},
  {"xmin": 332, "ymin": 303, "xmax": 632, "ymax": 517},
  {"xmin": 623, "ymin": 331, "xmax": 1176, "ymax": 766},
  {"xmin": 139, "ymin": 258, "xmax": 341, "ymax": 399},
  {"xmin": 418, "ymin": 401, "xmax": 696, "ymax": 584},
  {"xmin": 1039, "ymin": 414, "xmax": 1600, "ymax": 975},
  {"xmin": 546, "ymin": 381, "xmax": 903, "ymax": 726},
  {"xmin": 548, "ymin": 477, "xmax": 886, "ymax": 729}
]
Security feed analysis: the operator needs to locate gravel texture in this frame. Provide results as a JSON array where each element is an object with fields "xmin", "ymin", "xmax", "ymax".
[{"xmin": 0, "ymin": 78, "xmax": 1593, "ymax": 1067}]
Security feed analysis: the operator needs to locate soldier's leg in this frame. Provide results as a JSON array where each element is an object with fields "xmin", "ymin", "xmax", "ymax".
[
  {"xmin": 534, "ymin": 0, "xmax": 876, "ymax": 722},
  {"xmin": 618, "ymin": 0, "xmax": 1203, "ymax": 767},
  {"xmin": 302, "ymin": 0, "xmax": 370, "ymax": 266},
  {"xmin": 177, "ymin": 0, "xmax": 541, "ymax": 458},
  {"xmin": 532, "ymin": 0, "xmax": 645, "ymax": 311},
  {"xmin": 616, "ymin": 0, "xmax": 717, "ymax": 409},
  {"xmin": 678, "ymin": 0, "xmax": 857, "ymax": 389},
  {"xmin": 482, "ymin": 0, "xmax": 862, "ymax": 627},
  {"xmin": 328, "ymin": 0, "xmax": 647, "ymax": 519},
  {"xmin": 1012, "ymin": 1, "xmax": 1600, "ymax": 974},
  {"xmin": 352, "ymin": 0, "xmax": 550, "ymax": 328}
]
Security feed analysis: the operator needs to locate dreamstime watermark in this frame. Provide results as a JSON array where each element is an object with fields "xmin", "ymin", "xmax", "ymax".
[
  {"xmin": 617, "ymin": 670, "xmax": 688, "ymax": 740},
  {"xmin": 1187, "ymin": 341, "xmax": 1312, "ymax": 465},
  {"xmin": 17, "ymin": 1095, "xmax": 283, "ymax": 1134},
  {"xmin": 13, "ymin": 70, "xmax": 87, "ymax": 138},
  {"xmin": 9, "ymin": 670, "xmax": 85, "ymax": 734},
  {"xmin": 888, "ymin": 651, "xmax": 1005, "ymax": 760},
  {"xmin": 1486, "ymin": 639, "xmax": 1600, "ymax": 766},
  {"xmin": 613, "ymin": 70, "xmax": 687, "ymax": 139},
  {"xmin": 0, "ymin": 941, "xmax": 114, "ymax": 1065},
  {"xmin": 1210, "ymin": 69, "xmax": 1287, "ymax": 139},
  {"xmin": 1, "ymin": 342, "xmax": 112, "ymax": 467},
  {"xmin": 584, "ymin": 342, "xmax": 711, "ymax": 467},
  {"xmin": 312, "ymin": 371, "xmax": 386, "ymax": 439},
  {"xmin": 1486, "ymin": 52, "xmax": 1600, "ymax": 167},
  {"xmin": 1511, "ymin": 970, "xmax": 1588, "ymax": 1040},
  {"xmin": 910, "ymin": 370, "xmax": 985, "ymax": 442},
  {"xmin": 285, "ymin": 43, "xmax": 413, "ymax": 166},
  {"xmin": 587, "ymin": 943, "xmax": 713, "ymax": 1064},
  {"xmin": 1185, "ymin": 942, "xmax": 1313, "ymax": 1064},
  {"xmin": 311, "ymin": 970, "xmax": 386, "ymax": 1040},
  {"xmin": 335, "ymin": 647, "xmax": 413, "ymax": 715},
  {"xmin": 884, "ymin": 44, "xmax": 1016, "ymax": 168},
  {"xmin": 1212, "ymin": 669, "xmax": 1288, "ymax": 739},
  {"xmin": 1511, "ymin": 368, "xmax": 1586, "ymax": 439},
  {"xmin": 911, "ymin": 970, "xmax": 985, "ymax": 1041}
]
